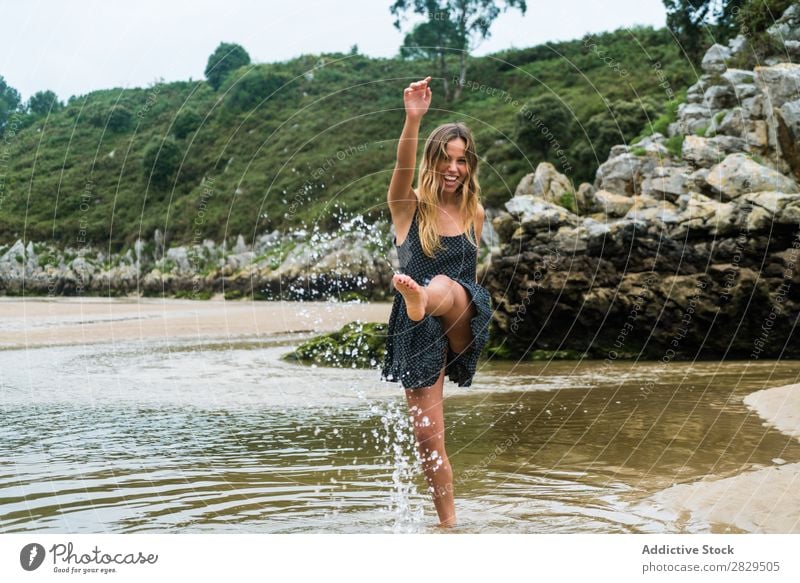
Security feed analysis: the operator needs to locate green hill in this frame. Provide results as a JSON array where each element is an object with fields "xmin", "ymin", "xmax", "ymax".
[{"xmin": 0, "ymin": 26, "xmax": 694, "ymax": 251}]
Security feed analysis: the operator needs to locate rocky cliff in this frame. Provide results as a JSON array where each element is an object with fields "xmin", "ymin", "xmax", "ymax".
[
  {"xmin": 0, "ymin": 216, "xmax": 395, "ymax": 301},
  {"xmin": 485, "ymin": 11, "xmax": 800, "ymax": 360}
]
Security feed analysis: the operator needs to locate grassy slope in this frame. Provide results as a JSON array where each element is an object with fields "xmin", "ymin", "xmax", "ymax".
[{"xmin": 0, "ymin": 26, "xmax": 695, "ymax": 253}]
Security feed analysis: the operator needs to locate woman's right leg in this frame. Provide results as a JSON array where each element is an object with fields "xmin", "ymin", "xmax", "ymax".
[{"xmin": 404, "ymin": 366, "xmax": 456, "ymax": 527}]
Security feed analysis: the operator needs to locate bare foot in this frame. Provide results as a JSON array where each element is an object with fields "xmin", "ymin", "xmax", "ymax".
[{"xmin": 392, "ymin": 274, "xmax": 428, "ymax": 321}]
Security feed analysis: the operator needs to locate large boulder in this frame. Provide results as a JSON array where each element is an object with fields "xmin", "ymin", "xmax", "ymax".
[
  {"xmin": 674, "ymin": 103, "xmax": 713, "ymax": 135},
  {"xmin": 594, "ymin": 153, "xmax": 658, "ymax": 196},
  {"xmin": 705, "ymin": 153, "xmax": 799, "ymax": 200},
  {"xmin": 514, "ymin": 162, "xmax": 574, "ymax": 204},
  {"xmin": 593, "ymin": 190, "xmax": 635, "ymax": 217},
  {"xmin": 755, "ymin": 63, "xmax": 800, "ymax": 108},
  {"xmin": 641, "ymin": 165, "xmax": 691, "ymax": 201},
  {"xmin": 701, "ymin": 44, "xmax": 731, "ymax": 75},
  {"xmin": 504, "ymin": 195, "xmax": 580, "ymax": 234},
  {"xmin": 682, "ymin": 135, "xmax": 749, "ymax": 168}
]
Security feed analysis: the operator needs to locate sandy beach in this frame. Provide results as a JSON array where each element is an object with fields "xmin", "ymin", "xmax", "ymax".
[
  {"xmin": 0, "ymin": 296, "xmax": 392, "ymax": 349},
  {"xmin": 645, "ymin": 382, "xmax": 800, "ymax": 533}
]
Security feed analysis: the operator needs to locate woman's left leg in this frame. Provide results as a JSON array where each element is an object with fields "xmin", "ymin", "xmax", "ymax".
[{"xmin": 405, "ymin": 366, "xmax": 456, "ymax": 527}]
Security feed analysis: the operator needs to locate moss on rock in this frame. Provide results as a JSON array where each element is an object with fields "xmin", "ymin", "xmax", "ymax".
[{"xmin": 282, "ymin": 321, "xmax": 388, "ymax": 368}]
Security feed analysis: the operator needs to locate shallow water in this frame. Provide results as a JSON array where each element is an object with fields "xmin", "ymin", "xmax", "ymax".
[{"xmin": 1, "ymin": 327, "xmax": 799, "ymax": 533}]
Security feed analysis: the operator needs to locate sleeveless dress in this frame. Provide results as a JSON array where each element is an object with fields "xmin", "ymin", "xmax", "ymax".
[{"xmin": 380, "ymin": 208, "xmax": 492, "ymax": 389}]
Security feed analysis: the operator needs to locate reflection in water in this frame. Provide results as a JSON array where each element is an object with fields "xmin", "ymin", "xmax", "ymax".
[{"xmin": 1, "ymin": 336, "xmax": 798, "ymax": 533}]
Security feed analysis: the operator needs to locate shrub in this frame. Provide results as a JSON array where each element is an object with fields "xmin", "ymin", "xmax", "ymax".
[
  {"xmin": 665, "ymin": 134, "xmax": 685, "ymax": 158},
  {"xmin": 85, "ymin": 103, "xmax": 133, "ymax": 132},
  {"xmin": 142, "ymin": 138, "xmax": 181, "ymax": 188},
  {"xmin": 172, "ymin": 108, "xmax": 202, "ymax": 139},
  {"xmin": 224, "ymin": 66, "xmax": 292, "ymax": 112}
]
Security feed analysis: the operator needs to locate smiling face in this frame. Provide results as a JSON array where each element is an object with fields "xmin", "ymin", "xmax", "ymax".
[{"xmin": 436, "ymin": 138, "xmax": 468, "ymax": 194}]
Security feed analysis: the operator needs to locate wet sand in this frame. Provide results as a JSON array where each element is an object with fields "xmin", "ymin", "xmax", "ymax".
[
  {"xmin": 0, "ymin": 296, "xmax": 392, "ymax": 349},
  {"xmin": 649, "ymin": 382, "xmax": 800, "ymax": 533}
]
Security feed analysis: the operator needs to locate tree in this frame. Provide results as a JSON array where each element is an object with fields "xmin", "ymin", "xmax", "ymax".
[
  {"xmin": 106, "ymin": 105, "xmax": 133, "ymax": 132},
  {"xmin": 662, "ymin": 0, "xmax": 746, "ymax": 64},
  {"xmin": 515, "ymin": 94, "xmax": 574, "ymax": 159},
  {"xmin": 399, "ymin": 16, "xmax": 465, "ymax": 101},
  {"xmin": 27, "ymin": 90, "xmax": 63, "ymax": 117},
  {"xmin": 391, "ymin": 0, "xmax": 527, "ymax": 101},
  {"xmin": 204, "ymin": 42, "xmax": 251, "ymax": 91},
  {"xmin": 172, "ymin": 108, "xmax": 202, "ymax": 139},
  {"xmin": 0, "ymin": 75, "xmax": 22, "ymax": 136},
  {"xmin": 143, "ymin": 138, "xmax": 181, "ymax": 188}
]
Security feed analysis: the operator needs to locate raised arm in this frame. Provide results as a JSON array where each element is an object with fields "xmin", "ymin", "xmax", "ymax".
[{"xmin": 387, "ymin": 76, "xmax": 431, "ymax": 215}]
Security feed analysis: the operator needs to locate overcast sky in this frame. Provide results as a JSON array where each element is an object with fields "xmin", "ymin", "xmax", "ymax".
[{"xmin": 0, "ymin": 0, "xmax": 667, "ymax": 102}]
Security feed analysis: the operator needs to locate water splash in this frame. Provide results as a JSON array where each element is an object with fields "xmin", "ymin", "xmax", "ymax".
[{"xmin": 358, "ymin": 393, "xmax": 426, "ymax": 532}]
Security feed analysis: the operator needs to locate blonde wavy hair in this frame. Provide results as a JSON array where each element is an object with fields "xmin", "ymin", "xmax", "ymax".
[{"xmin": 416, "ymin": 122, "xmax": 481, "ymax": 257}]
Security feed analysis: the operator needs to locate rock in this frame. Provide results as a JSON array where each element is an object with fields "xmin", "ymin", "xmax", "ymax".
[
  {"xmin": 743, "ymin": 192, "xmax": 800, "ymax": 225},
  {"xmin": 704, "ymin": 84, "xmax": 737, "ymax": 110},
  {"xmin": 686, "ymin": 79, "xmax": 709, "ymax": 104},
  {"xmin": 594, "ymin": 153, "xmax": 658, "ymax": 196},
  {"xmin": 689, "ymin": 168, "xmax": 710, "ymax": 190},
  {"xmin": 134, "ymin": 239, "xmax": 144, "ymax": 266},
  {"xmin": 166, "ymin": 247, "xmax": 192, "ymax": 273},
  {"xmin": 505, "ymin": 195, "xmax": 580, "ymax": 231},
  {"xmin": 514, "ymin": 162, "xmax": 574, "ymax": 203},
  {"xmin": 776, "ymin": 99, "xmax": 800, "ymax": 180},
  {"xmin": 282, "ymin": 321, "xmax": 388, "ymax": 369},
  {"xmin": 682, "ymin": 135, "xmax": 749, "ymax": 168},
  {"xmin": 767, "ymin": 4, "xmax": 800, "ymax": 60},
  {"xmin": 727, "ymin": 34, "xmax": 748, "ymax": 57},
  {"xmin": 631, "ymin": 133, "xmax": 669, "ymax": 156},
  {"xmin": 741, "ymin": 94, "xmax": 765, "ymax": 118},
  {"xmin": 709, "ymin": 108, "xmax": 743, "ymax": 137},
  {"xmin": 625, "ymin": 197, "xmax": 680, "ymax": 225},
  {"xmin": 675, "ymin": 103, "xmax": 712, "ymax": 134},
  {"xmin": 254, "ymin": 230, "xmax": 281, "ymax": 254},
  {"xmin": 492, "ymin": 212, "xmax": 518, "ymax": 242},
  {"xmin": 1, "ymin": 239, "xmax": 25, "ymax": 263},
  {"xmin": 154, "ymin": 229, "xmax": 164, "ymax": 260},
  {"xmin": 594, "ymin": 190, "xmax": 635, "ymax": 217},
  {"xmin": 744, "ymin": 119, "xmax": 770, "ymax": 151},
  {"xmin": 482, "ymin": 34, "xmax": 800, "ymax": 363},
  {"xmin": 234, "ymin": 234, "xmax": 248, "ymax": 255},
  {"xmin": 745, "ymin": 205, "xmax": 773, "ymax": 231},
  {"xmin": 755, "ymin": 63, "xmax": 800, "ymax": 108},
  {"xmin": 641, "ymin": 166, "xmax": 691, "ymax": 201},
  {"xmin": 576, "ymin": 183, "xmax": 595, "ymax": 213},
  {"xmin": 672, "ymin": 192, "xmax": 739, "ymax": 236},
  {"xmin": 706, "ymin": 153, "xmax": 799, "ymax": 199},
  {"xmin": 701, "ymin": 44, "xmax": 731, "ymax": 75},
  {"xmin": 722, "ymin": 69, "xmax": 755, "ymax": 86},
  {"xmin": 608, "ymin": 144, "xmax": 629, "ymax": 158}
]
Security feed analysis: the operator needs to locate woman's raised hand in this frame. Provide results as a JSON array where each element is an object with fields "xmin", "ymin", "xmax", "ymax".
[{"xmin": 403, "ymin": 76, "xmax": 432, "ymax": 120}]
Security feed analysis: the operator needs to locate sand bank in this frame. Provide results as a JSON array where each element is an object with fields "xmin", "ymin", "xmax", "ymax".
[
  {"xmin": 647, "ymin": 383, "xmax": 800, "ymax": 533},
  {"xmin": 0, "ymin": 297, "xmax": 392, "ymax": 349}
]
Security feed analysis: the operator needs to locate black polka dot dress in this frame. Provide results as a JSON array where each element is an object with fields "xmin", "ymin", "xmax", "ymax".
[{"xmin": 380, "ymin": 207, "xmax": 492, "ymax": 390}]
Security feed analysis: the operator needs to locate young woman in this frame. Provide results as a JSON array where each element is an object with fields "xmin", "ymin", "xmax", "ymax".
[{"xmin": 380, "ymin": 75, "xmax": 492, "ymax": 527}]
